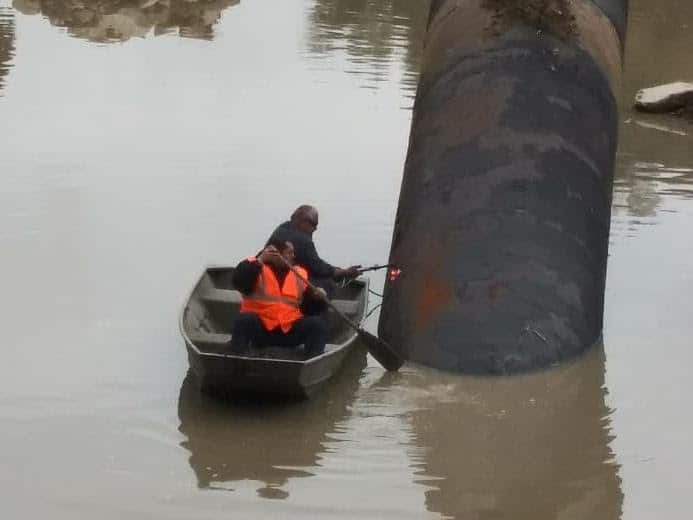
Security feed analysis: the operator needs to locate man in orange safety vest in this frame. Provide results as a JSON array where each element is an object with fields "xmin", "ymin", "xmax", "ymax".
[{"xmin": 229, "ymin": 239, "xmax": 329, "ymax": 357}]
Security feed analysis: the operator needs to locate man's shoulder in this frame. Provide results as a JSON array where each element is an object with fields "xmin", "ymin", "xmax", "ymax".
[
  {"xmin": 272, "ymin": 220, "xmax": 291, "ymax": 231},
  {"xmin": 270, "ymin": 221, "xmax": 310, "ymax": 243}
]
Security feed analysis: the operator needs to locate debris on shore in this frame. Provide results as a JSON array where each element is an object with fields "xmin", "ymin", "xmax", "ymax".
[{"xmin": 635, "ymin": 82, "xmax": 693, "ymax": 122}]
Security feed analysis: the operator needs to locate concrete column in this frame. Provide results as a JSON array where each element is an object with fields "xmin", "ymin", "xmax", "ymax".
[{"xmin": 379, "ymin": 0, "xmax": 628, "ymax": 373}]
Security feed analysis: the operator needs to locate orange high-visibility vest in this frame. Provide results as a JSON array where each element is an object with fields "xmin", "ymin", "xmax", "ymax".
[{"xmin": 240, "ymin": 261, "xmax": 308, "ymax": 333}]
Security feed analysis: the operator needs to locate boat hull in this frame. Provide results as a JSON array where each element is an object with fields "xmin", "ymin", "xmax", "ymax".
[
  {"xmin": 184, "ymin": 336, "xmax": 360, "ymax": 399},
  {"xmin": 180, "ymin": 266, "xmax": 369, "ymax": 399}
]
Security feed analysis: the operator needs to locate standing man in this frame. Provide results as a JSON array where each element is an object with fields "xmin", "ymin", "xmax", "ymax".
[{"xmin": 267, "ymin": 205, "xmax": 361, "ymax": 286}]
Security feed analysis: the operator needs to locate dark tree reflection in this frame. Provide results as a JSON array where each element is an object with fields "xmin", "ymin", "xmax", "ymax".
[
  {"xmin": 12, "ymin": 0, "xmax": 238, "ymax": 42},
  {"xmin": 307, "ymin": 0, "xmax": 430, "ymax": 94},
  {"xmin": 0, "ymin": 7, "xmax": 15, "ymax": 93}
]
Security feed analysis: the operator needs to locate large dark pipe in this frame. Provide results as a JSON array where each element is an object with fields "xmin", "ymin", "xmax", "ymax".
[{"xmin": 379, "ymin": 0, "xmax": 628, "ymax": 373}]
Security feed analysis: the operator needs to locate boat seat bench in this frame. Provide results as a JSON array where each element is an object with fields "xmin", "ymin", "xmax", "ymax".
[
  {"xmin": 187, "ymin": 331, "xmax": 232, "ymax": 346},
  {"xmin": 201, "ymin": 288, "xmax": 360, "ymax": 315}
]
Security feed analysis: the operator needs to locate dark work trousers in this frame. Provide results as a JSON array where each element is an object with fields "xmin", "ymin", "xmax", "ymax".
[{"xmin": 230, "ymin": 313, "xmax": 328, "ymax": 357}]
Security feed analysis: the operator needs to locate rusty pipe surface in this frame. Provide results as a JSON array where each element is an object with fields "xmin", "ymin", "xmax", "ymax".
[{"xmin": 379, "ymin": 0, "xmax": 628, "ymax": 373}]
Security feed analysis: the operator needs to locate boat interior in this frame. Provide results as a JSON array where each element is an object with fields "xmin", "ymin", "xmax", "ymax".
[{"xmin": 182, "ymin": 267, "xmax": 367, "ymax": 357}]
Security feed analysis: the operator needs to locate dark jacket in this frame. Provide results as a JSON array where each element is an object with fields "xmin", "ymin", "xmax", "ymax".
[
  {"xmin": 232, "ymin": 258, "xmax": 327, "ymax": 315},
  {"xmin": 267, "ymin": 221, "xmax": 336, "ymax": 280}
]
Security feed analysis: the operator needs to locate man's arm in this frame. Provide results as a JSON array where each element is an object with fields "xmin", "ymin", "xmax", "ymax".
[
  {"xmin": 232, "ymin": 259, "xmax": 262, "ymax": 295},
  {"xmin": 301, "ymin": 242, "xmax": 362, "ymax": 281},
  {"xmin": 333, "ymin": 265, "xmax": 362, "ymax": 280},
  {"xmin": 299, "ymin": 239, "xmax": 337, "ymax": 280}
]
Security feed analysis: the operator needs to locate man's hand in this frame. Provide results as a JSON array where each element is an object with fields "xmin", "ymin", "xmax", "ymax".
[
  {"xmin": 335, "ymin": 265, "xmax": 362, "ymax": 280},
  {"xmin": 313, "ymin": 287, "xmax": 328, "ymax": 302},
  {"xmin": 258, "ymin": 245, "xmax": 279, "ymax": 264},
  {"xmin": 345, "ymin": 265, "xmax": 362, "ymax": 279}
]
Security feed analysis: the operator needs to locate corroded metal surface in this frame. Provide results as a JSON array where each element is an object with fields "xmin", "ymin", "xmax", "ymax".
[{"xmin": 379, "ymin": 0, "xmax": 628, "ymax": 373}]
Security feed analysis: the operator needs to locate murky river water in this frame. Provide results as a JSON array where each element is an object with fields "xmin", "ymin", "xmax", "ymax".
[{"xmin": 1, "ymin": 0, "xmax": 691, "ymax": 518}]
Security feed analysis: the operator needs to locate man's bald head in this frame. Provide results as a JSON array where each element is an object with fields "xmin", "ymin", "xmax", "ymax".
[
  {"xmin": 291, "ymin": 205, "xmax": 317, "ymax": 222},
  {"xmin": 291, "ymin": 205, "xmax": 319, "ymax": 235}
]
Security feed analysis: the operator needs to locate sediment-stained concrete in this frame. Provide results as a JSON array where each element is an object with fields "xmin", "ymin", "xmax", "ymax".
[{"xmin": 379, "ymin": 0, "xmax": 628, "ymax": 373}]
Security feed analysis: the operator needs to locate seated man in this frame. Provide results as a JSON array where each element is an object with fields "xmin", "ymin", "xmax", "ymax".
[
  {"xmin": 229, "ymin": 239, "xmax": 328, "ymax": 358},
  {"xmin": 267, "ymin": 205, "xmax": 361, "ymax": 285}
]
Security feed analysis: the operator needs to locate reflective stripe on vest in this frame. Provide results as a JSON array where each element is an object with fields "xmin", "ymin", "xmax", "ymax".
[{"xmin": 240, "ymin": 263, "xmax": 307, "ymax": 333}]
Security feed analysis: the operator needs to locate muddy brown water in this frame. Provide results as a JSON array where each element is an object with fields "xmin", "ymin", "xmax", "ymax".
[{"xmin": 0, "ymin": 0, "xmax": 691, "ymax": 518}]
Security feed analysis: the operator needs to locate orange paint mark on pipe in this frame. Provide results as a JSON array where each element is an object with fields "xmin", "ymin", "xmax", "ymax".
[{"xmin": 416, "ymin": 276, "xmax": 454, "ymax": 330}]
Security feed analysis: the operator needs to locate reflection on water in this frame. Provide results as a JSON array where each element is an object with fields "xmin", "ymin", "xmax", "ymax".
[
  {"xmin": 613, "ymin": 161, "xmax": 661, "ymax": 219},
  {"xmin": 178, "ymin": 349, "xmax": 367, "ymax": 499},
  {"xmin": 12, "ymin": 0, "xmax": 239, "ymax": 42},
  {"xmin": 613, "ymin": 0, "xmax": 693, "ymax": 219},
  {"xmin": 621, "ymin": 0, "xmax": 693, "ymax": 98},
  {"xmin": 613, "ymin": 161, "xmax": 693, "ymax": 220},
  {"xmin": 0, "ymin": 0, "xmax": 690, "ymax": 517},
  {"xmin": 0, "ymin": 6, "xmax": 13, "ymax": 92},
  {"xmin": 307, "ymin": 0, "xmax": 428, "ymax": 93},
  {"xmin": 390, "ymin": 347, "xmax": 622, "ymax": 519}
]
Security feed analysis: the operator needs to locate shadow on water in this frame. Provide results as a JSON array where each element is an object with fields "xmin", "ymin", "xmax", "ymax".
[
  {"xmin": 0, "ymin": 6, "xmax": 14, "ymax": 93},
  {"xmin": 306, "ymin": 0, "xmax": 429, "ymax": 93},
  {"xmin": 374, "ymin": 346, "xmax": 623, "ymax": 519},
  {"xmin": 11, "ymin": 0, "xmax": 239, "ymax": 42},
  {"xmin": 177, "ymin": 346, "xmax": 368, "ymax": 499}
]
